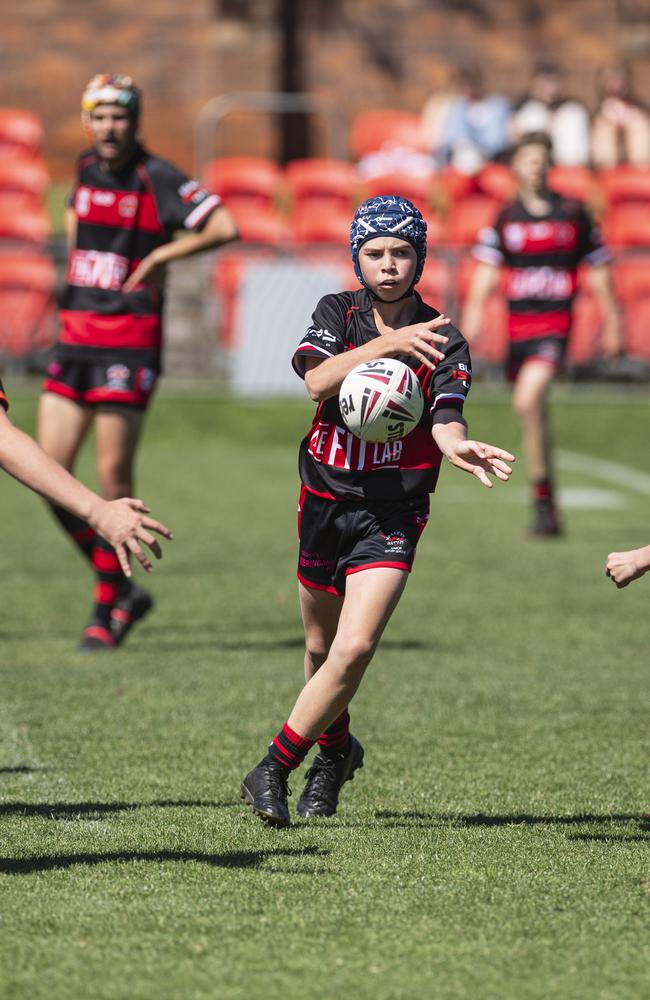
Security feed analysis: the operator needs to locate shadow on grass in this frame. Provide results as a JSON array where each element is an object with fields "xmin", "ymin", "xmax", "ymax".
[
  {"xmin": 375, "ymin": 810, "xmax": 645, "ymax": 827},
  {"xmin": 151, "ymin": 637, "xmax": 429, "ymax": 654},
  {"xmin": 0, "ymin": 766, "xmax": 38, "ymax": 775},
  {"xmin": 0, "ymin": 799, "xmax": 236, "ymax": 820},
  {"xmin": 568, "ymin": 832, "xmax": 649, "ymax": 843},
  {"xmin": 0, "ymin": 845, "xmax": 328, "ymax": 876}
]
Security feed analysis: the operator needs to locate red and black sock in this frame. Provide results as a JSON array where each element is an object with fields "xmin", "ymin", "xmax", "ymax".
[
  {"xmin": 317, "ymin": 708, "xmax": 351, "ymax": 756},
  {"xmin": 267, "ymin": 722, "xmax": 315, "ymax": 771},
  {"xmin": 532, "ymin": 478, "xmax": 554, "ymax": 504},
  {"xmin": 49, "ymin": 504, "xmax": 96, "ymax": 562},
  {"xmin": 91, "ymin": 537, "xmax": 126, "ymax": 631}
]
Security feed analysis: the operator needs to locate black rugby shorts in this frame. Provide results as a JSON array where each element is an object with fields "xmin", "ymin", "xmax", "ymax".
[
  {"xmin": 297, "ymin": 485, "xmax": 430, "ymax": 596},
  {"xmin": 43, "ymin": 355, "xmax": 158, "ymax": 409},
  {"xmin": 507, "ymin": 335, "xmax": 567, "ymax": 382}
]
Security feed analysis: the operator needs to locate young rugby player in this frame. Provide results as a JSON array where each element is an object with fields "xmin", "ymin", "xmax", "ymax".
[
  {"xmin": 461, "ymin": 132, "xmax": 621, "ymax": 536},
  {"xmin": 37, "ymin": 74, "xmax": 237, "ymax": 651},
  {"xmin": 241, "ymin": 196, "xmax": 515, "ymax": 827},
  {"xmin": 0, "ymin": 379, "xmax": 170, "ymax": 573}
]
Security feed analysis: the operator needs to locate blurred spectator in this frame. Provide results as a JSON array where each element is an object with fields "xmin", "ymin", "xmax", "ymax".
[
  {"xmin": 591, "ymin": 63, "xmax": 650, "ymax": 169},
  {"xmin": 419, "ymin": 64, "xmax": 459, "ymax": 168},
  {"xmin": 510, "ymin": 64, "xmax": 590, "ymax": 167},
  {"xmin": 438, "ymin": 67, "xmax": 511, "ymax": 174}
]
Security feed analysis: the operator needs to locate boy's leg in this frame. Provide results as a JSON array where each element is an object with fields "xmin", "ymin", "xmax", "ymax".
[
  {"xmin": 241, "ymin": 568, "xmax": 408, "ymax": 826},
  {"xmin": 82, "ymin": 406, "xmax": 151, "ymax": 649},
  {"xmin": 37, "ymin": 391, "xmax": 95, "ymax": 558},
  {"xmin": 511, "ymin": 359, "xmax": 560, "ymax": 536}
]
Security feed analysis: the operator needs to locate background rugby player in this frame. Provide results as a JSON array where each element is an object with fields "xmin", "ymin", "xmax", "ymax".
[
  {"xmin": 37, "ymin": 74, "xmax": 237, "ymax": 650},
  {"xmin": 461, "ymin": 132, "xmax": 621, "ymax": 536}
]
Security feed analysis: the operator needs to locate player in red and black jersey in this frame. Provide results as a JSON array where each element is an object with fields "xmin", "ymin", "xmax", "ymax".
[
  {"xmin": 240, "ymin": 196, "xmax": 515, "ymax": 827},
  {"xmin": 0, "ymin": 377, "xmax": 171, "ymax": 572},
  {"xmin": 37, "ymin": 74, "xmax": 237, "ymax": 651},
  {"xmin": 462, "ymin": 132, "xmax": 621, "ymax": 536}
]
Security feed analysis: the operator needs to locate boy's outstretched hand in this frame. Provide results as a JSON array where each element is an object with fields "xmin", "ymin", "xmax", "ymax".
[
  {"xmin": 87, "ymin": 498, "xmax": 173, "ymax": 576},
  {"xmin": 447, "ymin": 439, "xmax": 515, "ymax": 488}
]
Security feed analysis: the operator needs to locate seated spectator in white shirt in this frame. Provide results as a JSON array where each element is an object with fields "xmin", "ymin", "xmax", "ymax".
[{"xmin": 510, "ymin": 64, "xmax": 590, "ymax": 167}]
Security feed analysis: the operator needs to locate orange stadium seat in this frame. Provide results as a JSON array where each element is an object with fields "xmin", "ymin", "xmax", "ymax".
[
  {"xmin": 362, "ymin": 173, "xmax": 434, "ymax": 214},
  {"xmin": 0, "ymin": 199, "xmax": 51, "ymax": 245},
  {"xmin": 203, "ymin": 156, "xmax": 283, "ymax": 208},
  {"xmin": 416, "ymin": 257, "xmax": 452, "ymax": 311},
  {"xmin": 0, "ymin": 157, "xmax": 49, "ymax": 202},
  {"xmin": 0, "ymin": 109, "xmax": 44, "ymax": 156},
  {"xmin": 476, "ymin": 163, "xmax": 517, "ymax": 202},
  {"xmin": 292, "ymin": 203, "xmax": 351, "ymax": 244},
  {"xmin": 285, "ymin": 158, "xmax": 358, "ymax": 210},
  {"xmin": 599, "ymin": 165, "xmax": 650, "ymax": 206},
  {"xmin": 446, "ymin": 195, "xmax": 501, "ymax": 246},
  {"xmin": 547, "ymin": 166, "xmax": 597, "ymax": 203},
  {"xmin": 622, "ymin": 298, "xmax": 650, "ymax": 360},
  {"xmin": 226, "ymin": 202, "xmax": 291, "ymax": 246},
  {"xmin": 603, "ymin": 203, "xmax": 650, "ymax": 248},
  {"xmin": 0, "ymin": 254, "xmax": 57, "ymax": 356},
  {"xmin": 350, "ymin": 111, "xmax": 423, "ymax": 160},
  {"xmin": 612, "ymin": 255, "xmax": 650, "ymax": 301},
  {"xmin": 454, "ymin": 256, "xmax": 508, "ymax": 363}
]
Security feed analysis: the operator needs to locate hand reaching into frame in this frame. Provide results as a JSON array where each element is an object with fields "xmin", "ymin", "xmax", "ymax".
[{"xmin": 87, "ymin": 497, "xmax": 173, "ymax": 575}]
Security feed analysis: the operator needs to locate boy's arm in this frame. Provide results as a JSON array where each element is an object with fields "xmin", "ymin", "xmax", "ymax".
[
  {"xmin": 303, "ymin": 315, "xmax": 451, "ymax": 402},
  {"xmin": 459, "ymin": 262, "xmax": 501, "ymax": 344},
  {"xmin": 605, "ymin": 545, "xmax": 650, "ymax": 588},
  {"xmin": 122, "ymin": 205, "xmax": 238, "ymax": 291},
  {"xmin": 432, "ymin": 419, "xmax": 514, "ymax": 488},
  {"xmin": 0, "ymin": 410, "xmax": 171, "ymax": 574},
  {"xmin": 588, "ymin": 264, "xmax": 623, "ymax": 357}
]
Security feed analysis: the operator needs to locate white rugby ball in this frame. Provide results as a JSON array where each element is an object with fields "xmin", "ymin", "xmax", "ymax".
[{"xmin": 339, "ymin": 358, "xmax": 424, "ymax": 443}]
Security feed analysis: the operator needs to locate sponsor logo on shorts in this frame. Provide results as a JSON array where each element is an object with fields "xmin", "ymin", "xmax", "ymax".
[
  {"xmin": 383, "ymin": 530, "xmax": 408, "ymax": 556},
  {"xmin": 105, "ymin": 364, "xmax": 131, "ymax": 391},
  {"xmin": 299, "ymin": 550, "xmax": 335, "ymax": 569},
  {"xmin": 137, "ymin": 367, "xmax": 156, "ymax": 394},
  {"xmin": 47, "ymin": 361, "xmax": 63, "ymax": 377},
  {"xmin": 537, "ymin": 340, "xmax": 562, "ymax": 363}
]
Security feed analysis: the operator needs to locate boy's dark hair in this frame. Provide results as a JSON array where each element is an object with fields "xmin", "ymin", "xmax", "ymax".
[{"xmin": 511, "ymin": 131, "xmax": 553, "ymax": 158}]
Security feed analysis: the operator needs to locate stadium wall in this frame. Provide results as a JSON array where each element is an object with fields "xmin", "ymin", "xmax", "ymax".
[{"xmin": 1, "ymin": 1, "xmax": 649, "ymax": 179}]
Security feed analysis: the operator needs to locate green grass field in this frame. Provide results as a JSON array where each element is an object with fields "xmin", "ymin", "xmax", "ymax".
[{"xmin": 1, "ymin": 382, "xmax": 649, "ymax": 1000}]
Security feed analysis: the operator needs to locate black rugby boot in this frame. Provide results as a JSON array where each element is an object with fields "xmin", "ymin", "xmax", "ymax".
[
  {"xmin": 240, "ymin": 760, "xmax": 291, "ymax": 827},
  {"xmin": 110, "ymin": 584, "xmax": 153, "ymax": 646},
  {"xmin": 529, "ymin": 498, "xmax": 563, "ymax": 537},
  {"xmin": 297, "ymin": 735, "xmax": 364, "ymax": 819}
]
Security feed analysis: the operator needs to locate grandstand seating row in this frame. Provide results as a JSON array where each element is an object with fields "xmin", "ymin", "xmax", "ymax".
[
  {"xmin": 203, "ymin": 157, "xmax": 650, "ymax": 248},
  {"xmin": 0, "ymin": 109, "xmax": 54, "ymax": 359}
]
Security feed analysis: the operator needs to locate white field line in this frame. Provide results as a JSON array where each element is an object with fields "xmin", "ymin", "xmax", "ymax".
[{"xmin": 557, "ymin": 450, "xmax": 650, "ymax": 497}]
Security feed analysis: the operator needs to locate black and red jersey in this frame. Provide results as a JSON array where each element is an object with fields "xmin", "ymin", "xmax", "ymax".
[
  {"xmin": 472, "ymin": 193, "xmax": 610, "ymax": 341},
  {"xmin": 293, "ymin": 288, "xmax": 472, "ymax": 502},
  {"xmin": 0, "ymin": 376, "xmax": 8, "ymax": 410},
  {"xmin": 58, "ymin": 144, "xmax": 221, "ymax": 366}
]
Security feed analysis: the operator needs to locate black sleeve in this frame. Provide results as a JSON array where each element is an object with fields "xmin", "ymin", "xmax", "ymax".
[
  {"xmin": 147, "ymin": 157, "xmax": 222, "ymax": 233},
  {"xmin": 429, "ymin": 324, "xmax": 472, "ymax": 423},
  {"xmin": 292, "ymin": 293, "xmax": 350, "ymax": 378},
  {"xmin": 0, "ymin": 376, "xmax": 9, "ymax": 411}
]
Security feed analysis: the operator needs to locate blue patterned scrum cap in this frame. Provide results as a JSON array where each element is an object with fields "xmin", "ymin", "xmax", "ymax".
[{"xmin": 350, "ymin": 195, "xmax": 428, "ymax": 286}]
